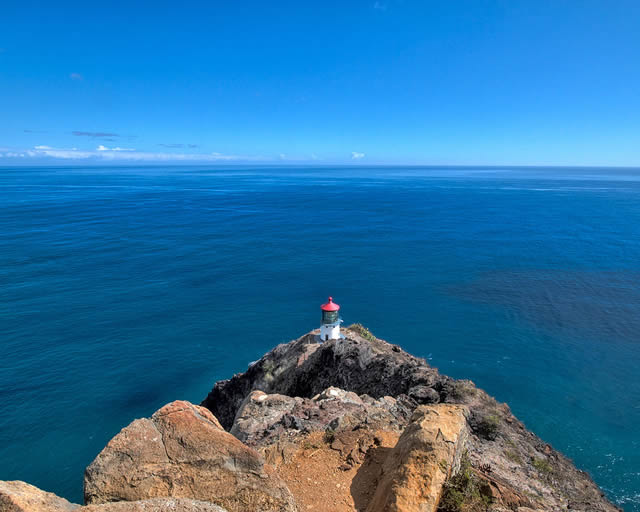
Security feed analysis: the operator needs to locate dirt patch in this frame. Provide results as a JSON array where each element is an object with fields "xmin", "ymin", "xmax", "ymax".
[{"xmin": 268, "ymin": 431, "xmax": 399, "ymax": 512}]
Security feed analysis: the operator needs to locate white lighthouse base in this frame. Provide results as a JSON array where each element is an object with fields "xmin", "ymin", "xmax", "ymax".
[{"xmin": 320, "ymin": 320, "xmax": 343, "ymax": 342}]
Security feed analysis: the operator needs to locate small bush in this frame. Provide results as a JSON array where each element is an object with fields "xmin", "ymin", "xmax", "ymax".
[
  {"xmin": 450, "ymin": 381, "xmax": 476, "ymax": 401},
  {"xmin": 348, "ymin": 323, "xmax": 377, "ymax": 341},
  {"xmin": 505, "ymin": 449, "xmax": 523, "ymax": 464},
  {"xmin": 474, "ymin": 414, "xmax": 500, "ymax": 441},
  {"xmin": 532, "ymin": 457, "xmax": 553, "ymax": 474},
  {"xmin": 301, "ymin": 436, "xmax": 322, "ymax": 450},
  {"xmin": 324, "ymin": 429, "xmax": 336, "ymax": 444},
  {"xmin": 438, "ymin": 453, "xmax": 493, "ymax": 512},
  {"xmin": 262, "ymin": 360, "xmax": 276, "ymax": 382}
]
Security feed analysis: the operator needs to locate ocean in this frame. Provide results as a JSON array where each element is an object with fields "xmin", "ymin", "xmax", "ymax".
[{"xmin": 0, "ymin": 165, "xmax": 638, "ymax": 510}]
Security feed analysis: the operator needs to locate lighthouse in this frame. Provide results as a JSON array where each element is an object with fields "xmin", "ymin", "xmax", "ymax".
[{"xmin": 320, "ymin": 296, "xmax": 343, "ymax": 341}]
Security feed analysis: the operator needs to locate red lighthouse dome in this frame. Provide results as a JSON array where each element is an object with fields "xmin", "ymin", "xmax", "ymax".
[{"xmin": 321, "ymin": 296, "xmax": 340, "ymax": 312}]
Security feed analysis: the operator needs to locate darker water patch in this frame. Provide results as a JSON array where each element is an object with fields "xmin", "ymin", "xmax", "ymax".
[{"xmin": 450, "ymin": 269, "xmax": 640, "ymax": 345}]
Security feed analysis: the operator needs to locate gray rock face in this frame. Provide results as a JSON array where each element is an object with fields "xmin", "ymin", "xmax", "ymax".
[
  {"xmin": 202, "ymin": 327, "xmax": 445, "ymax": 431},
  {"xmin": 84, "ymin": 400, "xmax": 297, "ymax": 512},
  {"xmin": 230, "ymin": 387, "xmax": 410, "ymax": 448}
]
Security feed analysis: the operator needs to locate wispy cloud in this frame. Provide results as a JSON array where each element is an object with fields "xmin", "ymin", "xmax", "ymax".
[
  {"xmin": 69, "ymin": 72, "xmax": 83, "ymax": 81},
  {"xmin": 24, "ymin": 129, "xmax": 48, "ymax": 134},
  {"xmin": 158, "ymin": 143, "xmax": 199, "ymax": 149},
  {"xmin": 373, "ymin": 1, "xmax": 387, "ymax": 11},
  {"xmin": 96, "ymin": 145, "xmax": 134, "ymax": 152},
  {"xmin": 0, "ymin": 145, "xmax": 269, "ymax": 162},
  {"xmin": 72, "ymin": 131, "xmax": 120, "ymax": 138},
  {"xmin": 351, "ymin": 151, "xmax": 365, "ymax": 160}
]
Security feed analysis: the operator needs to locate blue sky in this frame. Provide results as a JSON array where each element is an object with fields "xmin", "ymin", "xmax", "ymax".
[{"xmin": 1, "ymin": 1, "xmax": 639, "ymax": 165}]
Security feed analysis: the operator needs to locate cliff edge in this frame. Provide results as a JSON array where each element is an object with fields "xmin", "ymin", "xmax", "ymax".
[
  {"xmin": 0, "ymin": 325, "xmax": 619, "ymax": 512},
  {"xmin": 201, "ymin": 325, "xmax": 618, "ymax": 512}
]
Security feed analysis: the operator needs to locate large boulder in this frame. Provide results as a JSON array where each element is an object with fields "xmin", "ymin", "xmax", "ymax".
[
  {"xmin": 0, "ymin": 481, "xmax": 79, "ymax": 512},
  {"xmin": 366, "ymin": 404, "xmax": 469, "ymax": 512},
  {"xmin": 84, "ymin": 401, "xmax": 297, "ymax": 512}
]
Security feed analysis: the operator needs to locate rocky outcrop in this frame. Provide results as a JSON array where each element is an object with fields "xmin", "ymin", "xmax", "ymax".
[
  {"xmin": 202, "ymin": 325, "xmax": 620, "ymax": 512},
  {"xmin": 366, "ymin": 405, "xmax": 469, "ymax": 512},
  {"xmin": 202, "ymin": 326, "xmax": 442, "ymax": 431},
  {"xmin": 0, "ymin": 481, "xmax": 79, "ymax": 512},
  {"xmin": 84, "ymin": 400, "xmax": 297, "ymax": 512}
]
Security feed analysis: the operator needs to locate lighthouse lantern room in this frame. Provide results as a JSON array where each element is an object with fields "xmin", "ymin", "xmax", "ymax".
[{"xmin": 320, "ymin": 296, "xmax": 343, "ymax": 341}]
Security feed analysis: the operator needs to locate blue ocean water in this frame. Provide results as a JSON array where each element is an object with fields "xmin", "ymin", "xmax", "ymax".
[{"xmin": 0, "ymin": 165, "xmax": 639, "ymax": 510}]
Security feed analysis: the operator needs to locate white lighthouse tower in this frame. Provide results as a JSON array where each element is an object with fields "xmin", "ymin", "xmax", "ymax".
[{"xmin": 320, "ymin": 296, "xmax": 343, "ymax": 341}]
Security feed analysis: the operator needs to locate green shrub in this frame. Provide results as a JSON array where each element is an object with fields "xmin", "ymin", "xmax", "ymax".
[
  {"xmin": 450, "ymin": 381, "xmax": 476, "ymax": 401},
  {"xmin": 438, "ymin": 453, "xmax": 493, "ymax": 512},
  {"xmin": 505, "ymin": 449, "xmax": 522, "ymax": 464},
  {"xmin": 348, "ymin": 323, "xmax": 377, "ymax": 341},
  {"xmin": 532, "ymin": 457, "xmax": 553, "ymax": 474},
  {"xmin": 324, "ymin": 428, "xmax": 336, "ymax": 444},
  {"xmin": 472, "ymin": 413, "xmax": 501, "ymax": 441},
  {"xmin": 262, "ymin": 360, "xmax": 276, "ymax": 382}
]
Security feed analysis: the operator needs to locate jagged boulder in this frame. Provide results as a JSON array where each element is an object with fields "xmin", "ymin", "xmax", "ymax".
[
  {"xmin": 230, "ymin": 387, "xmax": 410, "ymax": 448},
  {"xmin": 84, "ymin": 401, "xmax": 297, "ymax": 512},
  {"xmin": 366, "ymin": 404, "xmax": 469, "ymax": 512},
  {"xmin": 0, "ymin": 481, "xmax": 79, "ymax": 512}
]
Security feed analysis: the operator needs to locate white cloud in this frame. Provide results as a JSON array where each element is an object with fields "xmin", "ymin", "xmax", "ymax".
[
  {"xmin": 97, "ymin": 145, "xmax": 134, "ymax": 151},
  {"xmin": 70, "ymin": 72, "xmax": 83, "ymax": 81},
  {"xmin": 0, "ymin": 145, "xmax": 269, "ymax": 162},
  {"xmin": 373, "ymin": 1, "xmax": 387, "ymax": 10},
  {"xmin": 351, "ymin": 151, "xmax": 365, "ymax": 160}
]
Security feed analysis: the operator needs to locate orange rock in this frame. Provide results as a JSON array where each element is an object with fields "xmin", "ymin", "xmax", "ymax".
[
  {"xmin": 366, "ymin": 404, "xmax": 469, "ymax": 512},
  {"xmin": 84, "ymin": 401, "xmax": 297, "ymax": 512}
]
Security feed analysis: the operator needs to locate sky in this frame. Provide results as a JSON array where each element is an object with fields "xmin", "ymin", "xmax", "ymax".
[{"xmin": 1, "ymin": 0, "xmax": 640, "ymax": 166}]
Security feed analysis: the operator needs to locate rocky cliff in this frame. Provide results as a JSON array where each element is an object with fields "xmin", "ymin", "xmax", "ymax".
[{"xmin": 0, "ymin": 325, "xmax": 620, "ymax": 512}]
